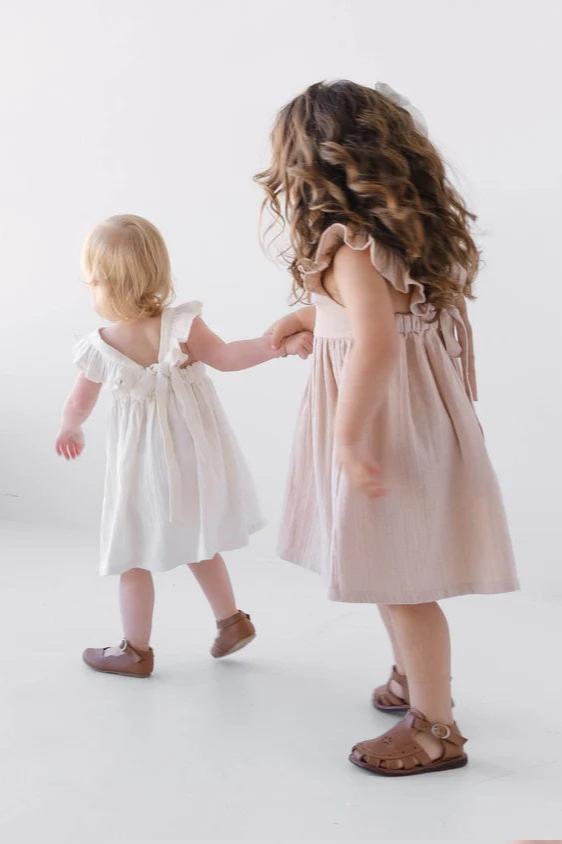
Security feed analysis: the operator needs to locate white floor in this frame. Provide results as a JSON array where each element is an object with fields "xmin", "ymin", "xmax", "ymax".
[{"xmin": 1, "ymin": 520, "xmax": 561, "ymax": 843}]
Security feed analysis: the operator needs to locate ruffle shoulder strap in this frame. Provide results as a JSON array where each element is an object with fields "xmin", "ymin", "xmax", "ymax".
[
  {"xmin": 72, "ymin": 333, "xmax": 109, "ymax": 383},
  {"xmin": 298, "ymin": 223, "xmax": 428, "ymax": 316},
  {"xmin": 161, "ymin": 301, "xmax": 203, "ymax": 366}
]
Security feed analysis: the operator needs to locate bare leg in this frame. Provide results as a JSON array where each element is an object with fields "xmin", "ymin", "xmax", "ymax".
[
  {"xmin": 187, "ymin": 554, "xmax": 237, "ymax": 621},
  {"xmin": 385, "ymin": 601, "xmax": 453, "ymax": 761},
  {"xmin": 377, "ymin": 604, "xmax": 406, "ymax": 697},
  {"xmin": 118, "ymin": 567, "xmax": 155, "ymax": 651}
]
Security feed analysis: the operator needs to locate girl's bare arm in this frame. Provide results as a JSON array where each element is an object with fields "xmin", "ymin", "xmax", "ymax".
[
  {"xmin": 332, "ymin": 246, "xmax": 399, "ymax": 496},
  {"xmin": 334, "ymin": 247, "xmax": 398, "ymax": 445}
]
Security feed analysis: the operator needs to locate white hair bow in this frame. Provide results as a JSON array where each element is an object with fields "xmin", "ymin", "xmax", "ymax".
[{"xmin": 374, "ymin": 82, "xmax": 428, "ymax": 137}]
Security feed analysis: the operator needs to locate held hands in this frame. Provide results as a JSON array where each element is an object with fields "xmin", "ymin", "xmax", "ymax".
[
  {"xmin": 336, "ymin": 442, "xmax": 386, "ymax": 499},
  {"xmin": 55, "ymin": 427, "xmax": 84, "ymax": 460},
  {"xmin": 282, "ymin": 330, "xmax": 314, "ymax": 359},
  {"xmin": 265, "ymin": 312, "xmax": 313, "ymax": 359},
  {"xmin": 268, "ymin": 313, "xmax": 301, "ymax": 352}
]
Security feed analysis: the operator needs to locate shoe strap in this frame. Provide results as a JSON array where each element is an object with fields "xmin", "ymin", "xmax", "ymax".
[
  {"xmin": 119, "ymin": 639, "xmax": 145, "ymax": 662},
  {"xmin": 216, "ymin": 611, "xmax": 250, "ymax": 630},
  {"xmin": 407, "ymin": 709, "xmax": 467, "ymax": 748},
  {"xmin": 391, "ymin": 664, "xmax": 409, "ymax": 692}
]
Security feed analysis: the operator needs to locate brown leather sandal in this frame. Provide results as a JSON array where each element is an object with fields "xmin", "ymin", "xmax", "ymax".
[
  {"xmin": 211, "ymin": 610, "xmax": 256, "ymax": 658},
  {"xmin": 350, "ymin": 708, "xmax": 468, "ymax": 777},
  {"xmin": 372, "ymin": 665, "xmax": 409, "ymax": 713},
  {"xmin": 82, "ymin": 639, "xmax": 154, "ymax": 677}
]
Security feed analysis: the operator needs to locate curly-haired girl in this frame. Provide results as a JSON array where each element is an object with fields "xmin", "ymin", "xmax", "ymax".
[{"xmin": 258, "ymin": 81, "xmax": 518, "ymax": 776}]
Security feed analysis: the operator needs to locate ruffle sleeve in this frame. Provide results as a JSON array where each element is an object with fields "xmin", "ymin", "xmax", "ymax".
[
  {"xmin": 298, "ymin": 222, "xmax": 428, "ymax": 316},
  {"xmin": 72, "ymin": 334, "xmax": 108, "ymax": 383},
  {"xmin": 163, "ymin": 301, "xmax": 203, "ymax": 366}
]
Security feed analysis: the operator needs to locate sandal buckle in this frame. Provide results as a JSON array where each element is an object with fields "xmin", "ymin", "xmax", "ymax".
[{"xmin": 431, "ymin": 723, "xmax": 451, "ymax": 740}]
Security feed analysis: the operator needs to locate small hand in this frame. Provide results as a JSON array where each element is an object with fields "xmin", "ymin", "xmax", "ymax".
[
  {"xmin": 55, "ymin": 427, "xmax": 85, "ymax": 460},
  {"xmin": 336, "ymin": 442, "xmax": 386, "ymax": 498},
  {"xmin": 283, "ymin": 330, "xmax": 314, "ymax": 359},
  {"xmin": 266, "ymin": 314, "xmax": 300, "ymax": 350}
]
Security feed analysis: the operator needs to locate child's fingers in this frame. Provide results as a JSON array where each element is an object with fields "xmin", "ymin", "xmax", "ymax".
[
  {"xmin": 362, "ymin": 480, "xmax": 386, "ymax": 498},
  {"xmin": 299, "ymin": 335, "xmax": 314, "ymax": 357},
  {"xmin": 362, "ymin": 464, "xmax": 381, "ymax": 478},
  {"xmin": 56, "ymin": 439, "xmax": 69, "ymax": 457},
  {"xmin": 358, "ymin": 463, "xmax": 385, "ymax": 497},
  {"xmin": 270, "ymin": 325, "xmax": 288, "ymax": 349}
]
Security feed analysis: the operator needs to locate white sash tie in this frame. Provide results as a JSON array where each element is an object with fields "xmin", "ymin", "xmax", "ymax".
[{"xmin": 131, "ymin": 362, "xmax": 215, "ymax": 524}]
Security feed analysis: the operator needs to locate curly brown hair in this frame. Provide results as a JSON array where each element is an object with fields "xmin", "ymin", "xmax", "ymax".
[{"xmin": 255, "ymin": 80, "xmax": 479, "ymax": 311}]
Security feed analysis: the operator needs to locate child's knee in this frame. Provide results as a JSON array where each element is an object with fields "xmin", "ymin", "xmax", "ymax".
[
  {"xmin": 386, "ymin": 601, "xmax": 438, "ymax": 616},
  {"xmin": 187, "ymin": 553, "xmax": 222, "ymax": 571},
  {"xmin": 121, "ymin": 567, "xmax": 150, "ymax": 582}
]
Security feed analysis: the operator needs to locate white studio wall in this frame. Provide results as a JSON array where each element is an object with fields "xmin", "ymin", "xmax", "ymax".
[{"xmin": 1, "ymin": 0, "xmax": 560, "ymax": 596}]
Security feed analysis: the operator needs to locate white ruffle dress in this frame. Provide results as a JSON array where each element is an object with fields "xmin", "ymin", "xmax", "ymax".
[
  {"xmin": 278, "ymin": 224, "xmax": 519, "ymax": 605},
  {"xmin": 73, "ymin": 301, "xmax": 265, "ymax": 576}
]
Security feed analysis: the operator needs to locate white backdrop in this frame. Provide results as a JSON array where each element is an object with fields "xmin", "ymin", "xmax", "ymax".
[{"xmin": 1, "ymin": 0, "xmax": 560, "ymax": 595}]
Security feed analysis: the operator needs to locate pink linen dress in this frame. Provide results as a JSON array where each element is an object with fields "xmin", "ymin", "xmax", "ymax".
[{"xmin": 278, "ymin": 224, "xmax": 519, "ymax": 604}]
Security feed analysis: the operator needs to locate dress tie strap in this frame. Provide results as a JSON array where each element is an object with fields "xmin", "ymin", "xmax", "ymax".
[{"xmin": 438, "ymin": 307, "xmax": 478, "ymax": 403}]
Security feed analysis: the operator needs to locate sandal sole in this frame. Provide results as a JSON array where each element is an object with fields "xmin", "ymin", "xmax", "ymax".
[
  {"xmin": 374, "ymin": 702, "xmax": 454, "ymax": 714},
  {"xmin": 373, "ymin": 698, "xmax": 453, "ymax": 714},
  {"xmin": 373, "ymin": 702, "xmax": 409, "ymax": 714},
  {"xmin": 83, "ymin": 656, "xmax": 152, "ymax": 678},
  {"xmin": 349, "ymin": 752, "xmax": 468, "ymax": 777},
  {"xmin": 212, "ymin": 633, "xmax": 256, "ymax": 659}
]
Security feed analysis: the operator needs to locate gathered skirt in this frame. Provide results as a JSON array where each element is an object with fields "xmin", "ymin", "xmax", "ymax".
[{"xmin": 278, "ymin": 313, "xmax": 519, "ymax": 604}]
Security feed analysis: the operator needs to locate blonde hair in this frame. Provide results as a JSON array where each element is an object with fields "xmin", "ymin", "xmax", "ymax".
[{"xmin": 82, "ymin": 214, "xmax": 174, "ymax": 319}]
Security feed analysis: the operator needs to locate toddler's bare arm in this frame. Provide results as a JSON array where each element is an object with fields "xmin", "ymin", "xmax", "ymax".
[
  {"xmin": 55, "ymin": 373, "xmax": 101, "ymax": 459},
  {"xmin": 186, "ymin": 318, "xmax": 311, "ymax": 372}
]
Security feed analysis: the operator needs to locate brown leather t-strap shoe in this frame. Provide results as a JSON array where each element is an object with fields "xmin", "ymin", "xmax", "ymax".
[
  {"xmin": 211, "ymin": 610, "xmax": 256, "ymax": 658},
  {"xmin": 372, "ymin": 665, "xmax": 409, "ymax": 713},
  {"xmin": 350, "ymin": 708, "xmax": 468, "ymax": 776},
  {"xmin": 82, "ymin": 639, "xmax": 154, "ymax": 677}
]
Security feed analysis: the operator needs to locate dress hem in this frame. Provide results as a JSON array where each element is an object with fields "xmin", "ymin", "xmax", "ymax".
[
  {"xmin": 99, "ymin": 519, "xmax": 266, "ymax": 577},
  {"xmin": 278, "ymin": 550, "xmax": 520, "ymax": 604}
]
